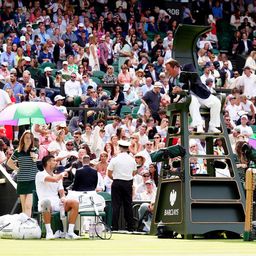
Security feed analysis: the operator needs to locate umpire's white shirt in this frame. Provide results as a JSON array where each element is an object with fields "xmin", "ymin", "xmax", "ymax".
[{"xmin": 108, "ymin": 152, "xmax": 137, "ymax": 180}]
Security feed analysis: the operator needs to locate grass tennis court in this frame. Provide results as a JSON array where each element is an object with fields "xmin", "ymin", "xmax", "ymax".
[{"xmin": 1, "ymin": 234, "xmax": 256, "ymax": 256}]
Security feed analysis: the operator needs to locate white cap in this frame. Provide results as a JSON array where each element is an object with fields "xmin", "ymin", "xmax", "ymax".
[
  {"xmin": 140, "ymin": 169, "xmax": 150, "ymax": 176},
  {"xmin": 63, "ymin": 61, "xmax": 68, "ymax": 65},
  {"xmin": 241, "ymin": 115, "xmax": 248, "ymax": 120},
  {"xmin": 135, "ymin": 152, "xmax": 146, "ymax": 159},
  {"xmin": 123, "ymin": 83, "xmax": 130, "ymax": 92},
  {"xmin": 100, "ymin": 35, "xmax": 105, "ymax": 41},
  {"xmin": 78, "ymin": 23, "xmax": 84, "ymax": 27},
  {"xmin": 189, "ymin": 139, "xmax": 198, "ymax": 148},
  {"xmin": 21, "ymin": 27, "xmax": 27, "ymax": 33},
  {"xmin": 10, "ymin": 68, "xmax": 17, "ymax": 74},
  {"xmin": 145, "ymin": 179, "xmax": 153, "ymax": 184},
  {"xmin": 44, "ymin": 67, "xmax": 53, "ymax": 72},
  {"xmin": 24, "ymin": 56, "xmax": 31, "ymax": 62},
  {"xmin": 154, "ymin": 81, "xmax": 162, "ymax": 88},
  {"xmin": 1, "ymin": 62, "xmax": 8, "ymax": 67},
  {"xmin": 118, "ymin": 140, "xmax": 131, "ymax": 147},
  {"xmin": 20, "ymin": 36, "xmax": 26, "ymax": 42},
  {"xmin": 54, "ymin": 95, "xmax": 65, "ymax": 101}
]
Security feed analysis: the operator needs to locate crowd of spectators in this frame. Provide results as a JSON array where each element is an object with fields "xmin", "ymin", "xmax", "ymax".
[{"xmin": 1, "ymin": 0, "xmax": 256, "ymax": 230}]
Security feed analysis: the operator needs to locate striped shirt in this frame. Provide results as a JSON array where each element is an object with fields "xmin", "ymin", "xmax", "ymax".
[{"xmin": 11, "ymin": 149, "xmax": 38, "ymax": 182}]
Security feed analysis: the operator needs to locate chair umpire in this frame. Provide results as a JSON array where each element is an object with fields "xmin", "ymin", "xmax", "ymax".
[{"xmin": 107, "ymin": 140, "xmax": 137, "ymax": 231}]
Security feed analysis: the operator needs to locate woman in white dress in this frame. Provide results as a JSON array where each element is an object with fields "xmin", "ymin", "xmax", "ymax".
[{"xmin": 88, "ymin": 35, "xmax": 100, "ymax": 72}]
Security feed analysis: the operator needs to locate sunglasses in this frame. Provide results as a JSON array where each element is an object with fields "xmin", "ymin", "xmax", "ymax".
[
  {"xmin": 71, "ymin": 76, "xmax": 76, "ymax": 78},
  {"xmin": 154, "ymin": 137, "xmax": 160, "ymax": 139},
  {"xmin": 143, "ymin": 174, "xmax": 150, "ymax": 177},
  {"xmin": 66, "ymin": 143, "xmax": 73, "ymax": 146}
]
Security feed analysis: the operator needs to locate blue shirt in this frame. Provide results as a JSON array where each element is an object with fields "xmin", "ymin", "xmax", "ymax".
[
  {"xmin": 4, "ymin": 82, "xmax": 24, "ymax": 103},
  {"xmin": 38, "ymin": 32, "xmax": 50, "ymax": 44},
  {"xmin": 212, "ymin": 6, "xmax": 223, "ymax": 19},
  {"xmin": 0, "ymin": 52, "xmax": 16, "ymax": 68}
]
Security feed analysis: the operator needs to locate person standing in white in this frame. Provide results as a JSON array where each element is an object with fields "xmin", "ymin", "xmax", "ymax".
[{"xmin": 108, "ymin": 140, "xmax": 137, "ymax": 231}]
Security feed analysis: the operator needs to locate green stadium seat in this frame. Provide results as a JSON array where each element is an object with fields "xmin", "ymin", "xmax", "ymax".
[
  {"xmin": 120, "ymin": 105, "xmax": 132, "ymax": 118},
  {"xmin": 62, "ymin": 74, "xmax": 71, "ymax": 81},
  {"xmin": 103, "ymin": 89, "xmax": 111, "ymax": 96},
  {"xmin": 107, "ymin": 120, "xmax": 114, "ymax": 125},
  {"xmin": 27, "ymin": 67, "xmax": 42, "ymax": 80},
  {"xmin": 93, "ymin": 70, "xmax": 105, "ymax": 79},
  {"xmin": 134, "ymin": 99, "xmax": 142, "ymax": 106},
  {"xmin": 146, "ymin": 31, "xmax": 156, "ymax": 41},
  {"xmin": 91, "ymin": 76, "xmax": 101, "ymax": 84},
  {"xmin": 39, "ymin": 62, "xmax": 57, "ymax": 70},
  {"xmin": 51, "ymin": 69, "xmax": 57, "ymax": 78},
  {"xmin": 132, "ymin": 106, "xmax": 140, "ymax": 119},
  {"xmin": 251, "ymin": 125, "xmax": 256, "ymax": 134},
  {"xmin": 113, "ymin": 64, "xmax": 119, "ymax": 73},
  {"xmin": 32, "ymin": 23, "xmax": 39, "ymax": 30}
]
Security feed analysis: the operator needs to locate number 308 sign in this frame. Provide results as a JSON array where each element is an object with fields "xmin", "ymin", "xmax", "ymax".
[
  {"xmin": 165, "ymin": 2, "xmax": 182, "ymax": 22},
  {"xmin": 167, "ymin": 8, "xmax": 180, "ymax": 16}
]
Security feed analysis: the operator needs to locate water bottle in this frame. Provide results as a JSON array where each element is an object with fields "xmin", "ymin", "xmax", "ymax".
[
  {"xmin": 88, "ymin": 220, "xmax": 95, "ymax": 240},
  {"xmin": 59, "ymin": 202, "xmax": 66, "ymax": 220}
]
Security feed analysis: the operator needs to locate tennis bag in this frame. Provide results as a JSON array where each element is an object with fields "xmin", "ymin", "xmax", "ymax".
[
  {"xmin": 0, "ymin": 214, "xmax": 17, "ymax": 239},
  {"xmin": 67, "ymin": 191, "xmax": 105, "ymax": 212},
  {"xmin": 0, "ymin": 213, "xmax": 41, "ymax": 239}
]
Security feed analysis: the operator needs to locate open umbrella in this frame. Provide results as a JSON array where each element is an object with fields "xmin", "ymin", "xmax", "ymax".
[{"xmin": 0, "ymin": 102, "xmax": 66, "ymax": 126}]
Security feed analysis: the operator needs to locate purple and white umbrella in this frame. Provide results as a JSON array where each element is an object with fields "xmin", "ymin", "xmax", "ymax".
[{"xmin": 0, "ymin": 102, "xmax": 66, "ymax": 126}]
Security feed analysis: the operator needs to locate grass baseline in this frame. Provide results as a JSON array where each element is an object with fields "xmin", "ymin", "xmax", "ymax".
[{"xmin": 1, "ymin": 234, "xmax": 256, "ymax": 256}]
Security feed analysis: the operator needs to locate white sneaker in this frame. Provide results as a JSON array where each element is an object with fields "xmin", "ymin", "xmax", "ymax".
[
  {"xmin": 208, "ymin": 127, "xmax": 221, "ymax": 133},
  {"xmin": 46, "ymin": 231, "xmax": 55, "ymax": 240},
  {"xmin": 196, "ymin": 125, "xmax": 204, "ymax": 133},
  {"xmin": 54, "ymin": 230, "xmax": 66, "ymax": 239},
  {"xmin": 65, "ymin": 232, "xmax": 81, "ymax": 240}
]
